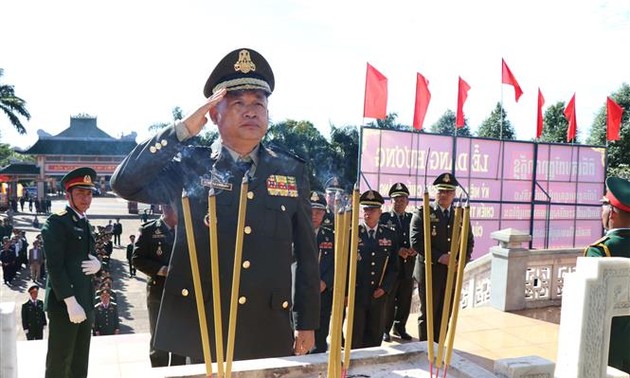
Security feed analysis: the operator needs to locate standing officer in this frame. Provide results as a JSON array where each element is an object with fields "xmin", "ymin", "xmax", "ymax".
[
  {"xmin": 381, "ymin": 182, "xmax": 416, "ymax": 342},
  {"xmin": 22, "ymin": 285, "xmax": 47, "ymax": 340},
  {"xmin": 126, "ymin": 235, "xmax": 136, "ymax": 277},
  {"xmin": 111, "ymin": 48, "xmax": 320, "ymax": 361},
  {"xmin": 351, "ymin": 190, "xmax": 399, "ymax": 349},
  {"xmin": 322, "ymin": 177, "xmax": 344, "ymax": 228},
  {"xmin": 584, "ymin": 176, "xmax": 630, "ymax": 374},
  {"xmin": 132, "ymin": 204, "xmax": 185, "ymax": 367},
  {"xmin": 42, "ymin": 167, "xmax": 101, "ymax": 377},
  {"xmin": 410, "ymin": 173, "xmax": 474, "ymax": 342},
  {"xmin": 309, "ymin": 191, "xmax": 335, "ymax": 354},
  {"xmin": 93, "ymin": 289, "xmax": 120, "ymax": 336}
]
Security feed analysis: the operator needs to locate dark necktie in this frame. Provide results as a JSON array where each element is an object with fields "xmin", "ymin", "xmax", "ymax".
[
  {"xmin": 236, "ymin": 157, "xmax": 253, "ymax": 174},
  {"xmin": 369, "ymin": 229, "xmax": 375, "ymax": 240},
  {"xmin": 443, "ymin": 208, "xmax": 450, "ymax": 221}
]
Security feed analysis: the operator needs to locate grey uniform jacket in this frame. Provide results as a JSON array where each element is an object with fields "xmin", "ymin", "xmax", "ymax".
[{"xmin": 110, "ymin": 126, "xmax": 320, "ymax": 361}]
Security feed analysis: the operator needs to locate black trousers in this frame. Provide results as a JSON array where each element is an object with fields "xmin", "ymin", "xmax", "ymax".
[
  {"xmin": 312, "ymin": 290, "xmax": 333, "ymax": 353},
  {"xmin": 383, "ymin": 276, "xmax": 414, "ymax": 334},
  {"xmin": 351, "ymin": 295, "xmax": 387, "ymax": 349},
  {"xmin": 45, "ymin": 309, "xmax": 92, "ymax": 378},
  {"xmin": 417, "ymin": 262, "xmax": 448, "ymax": 342},
  {"xmin": 148, "ymin": 289, "xmax": 185, "ymax": 367},
  {"xmin": 26, "ymin": 328, "xmax": 44, "ymax": 340}
]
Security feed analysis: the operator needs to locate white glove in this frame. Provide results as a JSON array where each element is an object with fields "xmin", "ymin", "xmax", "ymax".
[
  {"xmin": 81, "ymin": 254, "xmax": 101, "ymax": 275},
  {"xmin": 63, "ymin": 296, "xmax": 87, "ymax": 323}
]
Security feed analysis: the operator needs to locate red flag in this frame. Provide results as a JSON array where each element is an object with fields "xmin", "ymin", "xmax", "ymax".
[
  {"xmin": 536, "ymin": 88, "xmax": 545, "ymax": 139},
  {"xmin": 413, "ymin": 73, "xmax": 431, "ymax": 130},
  {"xmin": 456, "ymin": 77, "xmax": 470, "ymax": 128},
  {"xmin": 564, "ymin": 93, "xmax": 577, "ymax": 142},
  {"xmin": 363, "ymin": 63, "xmax": 388, "ymax": 119},
  {"xmin": 607, "ymin": 97, "xmax": 624, "ymax": 142},
  {"xmin": 501, "ymin": 59, "xmax": 523, "ymax": 102}
]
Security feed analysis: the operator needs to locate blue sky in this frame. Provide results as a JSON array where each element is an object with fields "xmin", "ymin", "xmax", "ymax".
[{"xmin": 2, "ymin": 0, "xmax": 629, "ymax": 149}]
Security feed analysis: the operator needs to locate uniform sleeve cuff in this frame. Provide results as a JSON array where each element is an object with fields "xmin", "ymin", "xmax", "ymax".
[{"xmin": 174, "ymin": 122, "xmax": 192, "ymax": 142}]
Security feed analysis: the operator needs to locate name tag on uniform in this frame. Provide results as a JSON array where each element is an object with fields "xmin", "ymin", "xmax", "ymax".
[
  {"xmin": 319, "ymin": 241, "xmax": 333, "ymax": 249},
  {"xmin": 266, "ymin": 175, "xmax": 298, "ymax": 197},
  {"xmin": 201, "ymin": 178, "xmax": 233, "ymax": 191},
  {"xmin": 73, "ymin": 227, "xmax": 84, "ymax": 232}
]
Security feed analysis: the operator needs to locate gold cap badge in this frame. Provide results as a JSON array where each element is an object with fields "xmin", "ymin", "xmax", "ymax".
[
  {"xmin": 366, "ymin": 191, "xmax": 375, "ymax": 200},
  {"xmin": 444, "ymin": 174, "xmax": 451, "ymax": 183},
  {"xmin": 311, "ymin": 192, "xmax": 319, "ymax": 202},
  {"xmin": 234, "ymin": 49, "xmax": 256, "ymax": 74},
  {"xmin": 83, "ymin": 175, "xmax": 92, "ymax": 184}
]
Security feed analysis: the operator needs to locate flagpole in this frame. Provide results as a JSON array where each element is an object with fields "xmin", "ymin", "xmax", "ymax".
[{"xmin": 500, "ymin": 63, "xmax": 504, "ymax": 140}]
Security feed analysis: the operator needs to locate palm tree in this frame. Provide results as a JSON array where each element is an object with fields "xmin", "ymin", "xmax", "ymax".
[{"xmin": 0, "ymin": 68, "xmax": 30, "ymax": 134}]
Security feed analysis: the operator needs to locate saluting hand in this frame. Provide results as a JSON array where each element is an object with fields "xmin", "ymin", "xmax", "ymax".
[{"xmin": 182, "ymin": 87, "xmax": 227, "ymax": 137}]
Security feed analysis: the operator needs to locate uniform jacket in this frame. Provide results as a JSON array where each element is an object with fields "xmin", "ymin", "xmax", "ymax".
[
  {"xmin": 584, "ymin": 229, "xmax": 630, "ymax": 258},
  {"xmin": 93, "ymin": 302, "xmax": 119, "ymax": 335},
  {"xmin": 41, "ymin": 206, "xmax": 96, "ymax": 322},
  {"xmin": 354, "ymin": 224, "xmax": 399, "ymax": 307},
  {"xmin": 113, "ymin": 222, "xmax": 123, "ymax": 236},
  {"xmin": 132, "ymin": 218, "xmax": 175, "ymax": 300},
  {"xmin": 29, "ymin": 247, "xmax": 44, "ymax": 265},
  {"xmin": 380, "ymin": 210, "xmax": 414, "ymax": 280},
  {"xmin": 22, "ymin": 299, "xmax": 46, "ymax": 332},
  {"xmin": 411, "ymin": 202, "xmax": 474, "ymax": 282},
  {"xmin": 317, "ymin": 226, "xmax": 335, "ymax": 291},
  {"xmin": 110, "ymin": 125, "xmax": 320, "ymax": 361}
]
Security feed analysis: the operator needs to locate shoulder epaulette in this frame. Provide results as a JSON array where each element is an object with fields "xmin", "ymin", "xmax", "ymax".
[
  {"xmin": 583, "ymin": 236, "xmax": 611, "ymax": 257},
  {"xmin": 55, "ymin": 209, "xmax": 67, "ymax": 216}
]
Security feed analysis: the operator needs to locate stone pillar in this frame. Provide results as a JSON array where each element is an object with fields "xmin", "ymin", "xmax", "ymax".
[
  {"xmin": 0, "ymin": 302, "xmax": 18, "ymax": 378},
  {"xmin": 489, "ymin": 228, "xmax": 532, "ymax": 312},
  {"xmin": 555, "ymin": 257, "xmax": 630, "ymax": 378}
]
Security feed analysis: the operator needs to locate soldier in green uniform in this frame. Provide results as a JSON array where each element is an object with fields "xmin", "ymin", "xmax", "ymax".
[
  {"xmin": 381, "ymin": 182, "xmax": 416, "ymax": 342},
  {"xmin": 93, "ymin": 289, "xmax": 120, "ymax": 336},
  {"xmin": 42, "ymin": 167, "xmax": 101, "ymax": 378},
  {"xmin": 132, "ymin": 203, "xmax": 185, "ymax": 367},
  {"xmin": 584, "ymin": 176, "xmax": 630, "ymax": 374},
  {"xmin": 410, "ymin": 173, "xmax": 474, "ymax": 342},
  {"xmin": 21, "ymin": 285, "xmax": 47, "ymax": 340},
  {"xmin": 111, "ymin": 48, "xmax": 320, "ymax": 361}
]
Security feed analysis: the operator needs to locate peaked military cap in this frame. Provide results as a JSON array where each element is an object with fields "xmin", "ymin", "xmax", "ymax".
[
  {"xmin": 359, "ymin": 190, "xmax": 384, "ymax": 208},
  {"xmin": 389, "ymin": 182, "xmax": 410, "ymax": 198},
  {"xmin": 433, "ymin": 172, "xmax": 459, "ymax": 191},
  {"xmin": 604, "ymin": 176, "xmax": 630, "ymax": 213},
  {"xmin": 61, "ymin": 167, "xmax": 97, "ymax": 192},
  {"xmin": 310, "ymin": 191, "xmax": 327, "ymax": 210},
  {"xmin": 28, "ymin": 285, "xmax": 39, "ymax": 293},
  {"xmin": 325, "ymin": 176, "xmax": 344, "ymax": 193},
  {"xmin": 203, "ymin": 48, "xmax": 275, "ymax": 97}
]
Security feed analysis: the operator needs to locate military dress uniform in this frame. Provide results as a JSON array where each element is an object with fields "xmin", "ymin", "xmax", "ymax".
[
  {"xmin": 93, "ymin": 298, "xmax": 119, "ymax": 335},
  {"xmin": 110, "ymin": 48, "xmax": 320, "ymax": 362},
  {"xmin": 132, "ymin": 217, "xmax": 185, "ymax": 367},
  {"xmin": 380, "ymin": 183, "xmax": 415, "ymax": 340},
  {"xmin": 43, "ymin": 167, "xmax": 98, "ymax": 378},
  {"xmin": 583, "ymin": 177, "xmax": 630, "ymax": 373},
  {"xmin": 22, "ymin": 286, "xmax": 47, "ymax": 340}
]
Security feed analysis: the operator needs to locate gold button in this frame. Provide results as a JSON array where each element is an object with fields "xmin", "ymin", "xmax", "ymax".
[
  {"xmin": 282, "ymin": 301, "xmax": 289, "ymax": 309},
  {"xmin": 281, "ymin": 205, "xmax": 286, "ymax": 211},
  {"xmin": 238, "ymin": 296, "xmax": 247, "ymax": 305},
  {"xmin": 155, "ymin": 142, "xmax": 162, "ymax": 150},
  {"xmin": 372, "ymin": 252, "xmax": 375, "ymax": 256},
  {"xmin": 371, "ymin": 262, "xmax": 375, "ymax": 266},
  {"xmin": 371, "ymin": 271, "xmax": 375, "ymax": 275},
  {"xmin": 181, "ymin": 289, "xmax": 189, "ymax": 297},
  {"xmin": 447, "ymin": 238, "xmax": 451, "ymax": 242},
  {"xmin": 150, "ymin": 146, "xmax": 157, "ymax": 153},
  {"xmin": 371, "ymin": 281, "xmax": 375, "ymax": 285},
  {"xmin": 161, "ymin": 139, "xmax": 168, "ymax": 146},
  {"xmin": 242, "ymin": 260, "xmax": 251, "ymax": 269},
  {"xmin": 247, "ymin": 191, "xmax": 254, "ymax": 200},
  {"xmin": 244, "ymin": 226, "xmax": 252, "ymax": 234}
]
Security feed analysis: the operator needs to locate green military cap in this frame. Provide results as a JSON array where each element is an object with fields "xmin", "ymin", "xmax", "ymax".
[
  {"xmin": 310, "ymin": 191, "xmax": 327, "ymax": 210},
  {"xmin": 433, "ymin": 172, "xmax": 459, "ymax": 191},
  {"xmin": 604, "ymin": 176, "xmax": 630, "ymax": 213},
  {"xmin": 389, "ymin": 182, "xmax": 410, "ymax": 198},
  {"xmin": 203, "ymin": 48, "xmax": 275, "ymax": 97},
  {"xmin": 61, "ymin": 167, "xmax": 97, "ymax": 192},
  {"xmin": 359, "ymin": 190, "xmax": 384, "ymax": 208}
]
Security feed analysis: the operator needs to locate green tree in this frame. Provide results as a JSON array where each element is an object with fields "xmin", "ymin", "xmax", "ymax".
[
  {"xmin": 429, "ymin": 109, "xmax": 472, "ymax": 137},
  {"xmin": 539, "ymin": 101, "xmax": 575, "ymax": 143},
  {"xmin": 586, "ymin": 83, "xmax": 630, "ymax": 172},
  {"xmin": 0, "ymin": 68, "xmax": 31, "ymax": 135},
  {"xmin": 477, "ymin": 102, "xmax": 515, "ymax": 140},
  {"xmin": 148, "ymin": 106, "xmax": 184, "ymax": 133},
  {"xmin": 329, "ymin": 125, "xmax": 359, "ymax": 190},
  {"xmin": 0, "ymin": 143, "xmax": 34, "ymax": 166},
  {"xmin": 366, "ymin": 113, "xmax": 410, "ymax": 131}
]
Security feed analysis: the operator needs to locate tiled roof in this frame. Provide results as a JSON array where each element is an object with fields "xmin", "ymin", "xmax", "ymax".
[{"xmin": 0, "ymin": 163, "xmax": 40, "ymax": 175}]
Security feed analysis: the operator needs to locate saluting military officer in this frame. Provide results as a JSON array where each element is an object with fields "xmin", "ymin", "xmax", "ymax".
[
  {"xmin": 410, "ymin": 173, "xmax": 474, "ymax": 342},
  {"xmin": 309, "ymin": 191, "xmax": 335, "ymax": 354},
  {"xmin": 584, "ymin": 176, "xmax": 630, "ymax": 374},
  {"xmin": 381, "ymin": 182, "xmax": 416, "ymax": 342},
  {"xmin": 351, "ymin": 190, "xmax": 399, "ymax": 349},
  {"xmin": 42, "ymin": 167, "xmax": 102, "ymax": 378},
  {"xmin": 93, "ymin": 288, "xmax": 120, "ymax": 336},
  {"xmin": 111, "ymin": 48, "xmax": 320, "ymax": 361},
  {"xmin": 132, "ymin": 203, "xmax": 186, "ymax": 367}
]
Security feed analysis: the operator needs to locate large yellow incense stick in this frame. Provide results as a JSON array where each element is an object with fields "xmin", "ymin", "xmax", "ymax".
[
  {"xmin": 327, "ymin": 210, "xmax": 342, "ymax": 378},
  {"xmin": 182, "ymin": 195, "xmax": 213, "ymax": 377},
  {"xmin": 225, "ymin": 175, "xmax": 249, "ymax": 377},
  {"xmin": 444, "ymin": 203, "xmax": 470, "ymax": 367},
  {"xmin": 422, "ymin": 187, "xmax": 435, "ymax": 364},
  {"xmin": 436, "ymin": 204, "xmax": 462, "ymax": 369},
  {"xmin": 207, "ymin": 191, "xmax": 225, "ymax": 377},
  {"xmin": 342, "ymin": 188, "xmax": 360, "ymax": 375}
]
